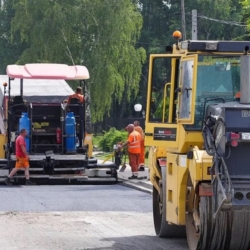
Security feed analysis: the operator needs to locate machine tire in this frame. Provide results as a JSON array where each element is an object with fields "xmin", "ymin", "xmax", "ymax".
[{"xmin": 153, "ymin": 167, "xmax": 186, "ymax": 238}]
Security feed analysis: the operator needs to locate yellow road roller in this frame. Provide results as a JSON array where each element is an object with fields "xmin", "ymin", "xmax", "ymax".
[{"xmin": 145, "ymin": 31, "xmax": 250, "ymax": 249}]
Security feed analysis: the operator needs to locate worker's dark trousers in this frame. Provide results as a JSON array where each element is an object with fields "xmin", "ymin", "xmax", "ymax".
[{"xmin": 128, "ymin": 153, "xmax": 140, "ymax": 176}]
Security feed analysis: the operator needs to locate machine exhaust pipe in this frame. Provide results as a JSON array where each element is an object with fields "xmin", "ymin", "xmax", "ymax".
[{"xmin": 240, "ymin": 52, "xmax": 250, "ymax": 104}]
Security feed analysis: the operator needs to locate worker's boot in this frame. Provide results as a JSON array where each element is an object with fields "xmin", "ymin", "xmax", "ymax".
[
  {"xmin": 4, "ymin": 177, "xmax": 12, "ymax": 186},
  {"xmin": 138, "ymin": 166, "xmax": 145, "ymax": 171},
  {"xmin": 128, "ymin": 175, "xmax": 138, "ymax": 180},
  {"xmin": 26, "ymin": 179, "xmax": 36, "ymax": 186}
]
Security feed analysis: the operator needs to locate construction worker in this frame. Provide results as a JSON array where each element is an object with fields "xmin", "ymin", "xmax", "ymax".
[
  {"xmin": 119, "ymin": 124, "xmax": 141, "ymax": 179},
  {"xmin": 67, "ymin": 86, "xmax": 84, "ymax": 104},
  {"xmin": 134, "ymin": 120, "xmax": 145, "ymax": 171},
  {"xmin": 4, "ymin": 129, "xmax": 35, "ymax": 186},
  {"xmin": 235, "ymin": 91, "xmax": 240, "ymax": 99}
]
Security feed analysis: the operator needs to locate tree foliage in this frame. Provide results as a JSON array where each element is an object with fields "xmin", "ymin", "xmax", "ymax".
[
  {"xmin": 129, "ymin": 0, "xmax": 246, "ymax": 119},
  {"xmin": 0, "ymin": 0, "xmax": 248, "ymax": 124},
  {"xmin": 98, "ymin": 127, "xmax": 128, "ymax": 152},
  {"xmin": 241, "ymin": 0, "xmax": 250, "ymax": 37},
  {"xmin": 187, "ymin": 0, "xmax": 244, "ymax": 40},
  {"xmin": 10, "ymin": 0, "xmax": 146, "ymax": 122},
  {"xmin": 0, "ymin": 0, "xmax": 27, "ymax": 73}
]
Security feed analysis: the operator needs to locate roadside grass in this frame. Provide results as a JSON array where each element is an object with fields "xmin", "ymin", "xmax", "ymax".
[
  {"xmin": 93, "ymin": 135, "xmax": 103, "ymax": 148},
  {"xmin": 93, "ymin": 135, "xmax": 149, "ymax": 166}
]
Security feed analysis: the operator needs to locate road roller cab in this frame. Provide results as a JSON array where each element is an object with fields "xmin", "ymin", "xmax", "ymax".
[
  {"xmin": 0, "ymin": 64, "xmax": 118, "ymax": 182},
  {"xmin": 145, "ymin": 32, "xmax": 250, "ymax": 249}
]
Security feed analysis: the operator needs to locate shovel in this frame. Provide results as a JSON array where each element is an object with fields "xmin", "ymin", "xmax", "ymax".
[{"xmin": 119, "ymin": 153, "xmax": 127, "ymax": 172}]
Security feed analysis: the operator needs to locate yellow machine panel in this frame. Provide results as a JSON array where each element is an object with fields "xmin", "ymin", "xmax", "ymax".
[
  {"xmin": 166, "ymin": 153, "xmax": 188, "ymax": 225},
  {"xmin": 0, "ymin": 134, "xmax": 6, "ymax": 158}
]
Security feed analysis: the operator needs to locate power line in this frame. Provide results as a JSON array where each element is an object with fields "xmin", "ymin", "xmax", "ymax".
[
  {"xmin": 136, "ymin": 13, "xmax": 247, "ymax": 47},
  {"xmin": 197, "ymin": 14, "xmax": 247, "ymax": 27},
  {"xmin": 177, "ymin": 11, "xmax": 247, "ymax": 27},
  {"xmin": 182, "ymin": 12, "xmax": 246, "ymax": 27}
]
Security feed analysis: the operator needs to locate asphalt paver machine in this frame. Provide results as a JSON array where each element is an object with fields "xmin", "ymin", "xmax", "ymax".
[
  {"xmin": 145, "ymin": 32, "xmax": 250, "ymax": 249},
  {"xmin": 0, "ymin": 63, "xmax": 118, "ymax": 183}
]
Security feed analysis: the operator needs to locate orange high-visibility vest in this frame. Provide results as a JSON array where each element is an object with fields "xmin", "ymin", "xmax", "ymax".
[
  {"xmin": 68, "ymin": 93, "xmax": 84, "ymax": 103},
  {"xmin": 127, "ymin": 131, "xmax": 141, "ymax": 154},
  {"xmin": 235, "ymin": 92, "xmax": 240, "ymax": 98},
  {"xmin": 135, "ymin": 126, "xmax": 144, "ymax": 139}
]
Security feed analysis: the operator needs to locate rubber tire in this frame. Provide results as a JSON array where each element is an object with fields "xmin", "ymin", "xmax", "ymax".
[{"xmin": 153, "ymin": 167, "xmax": 186, "ymax": 238}]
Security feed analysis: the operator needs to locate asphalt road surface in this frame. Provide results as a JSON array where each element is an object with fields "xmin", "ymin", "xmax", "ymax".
[{"xmin": 0, "ymin": 184, "xmax": 188, "ymax": 250}]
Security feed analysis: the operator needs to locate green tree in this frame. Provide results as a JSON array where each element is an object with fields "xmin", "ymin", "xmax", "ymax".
[
  {"xmin": 132, "ymin": 0, "xmax": 245, "ymax": 112},
  {"xmin": 128, "ymin": 0, "xmax": 177, "ymax": 118},
  {"xmin": 11, "ymin": 0, "xmax": 146, "ymax": 123},
  {"xmin": 186, "ymin": 0, "xmax": 245, "ymax": 40},
  {"xmin": 0, "ymin": 0, "xmax": 27, "ymax": 73},
  {"xmin": 241, "ymin": 0, "xmax": 250, "ymax": 40},
  {"xmin": 98, "ymin": 127, "xmax": 128, "ymax": 152}
]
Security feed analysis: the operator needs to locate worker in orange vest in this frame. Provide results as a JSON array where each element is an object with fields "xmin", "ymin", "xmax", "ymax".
[
  {"xmin": 134, "ymin": 120, "xmax": 145, "ymax": 171},
  {"xmin": 68, "ymin": 86, "xmax": 85, "ymax": 104},
  {"xmin": 235, "ymin": 91, "xmax": 240, "ymax": 99},
  {"xmin": 119, "ymin": 124, "xmax": 141, "ymax": 179}
]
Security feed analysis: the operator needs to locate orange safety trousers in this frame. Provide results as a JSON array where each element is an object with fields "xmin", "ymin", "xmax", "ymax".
[
  {"xmin": 15, "ymin": 157, "xmax": 29, "ymax": 169},
  {"xmin": 128, "ymin": 153, "xmax": 140, "ymax": 174}
]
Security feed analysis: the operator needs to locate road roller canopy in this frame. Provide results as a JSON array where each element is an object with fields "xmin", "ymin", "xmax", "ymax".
[{"xmin": 6, "ymin": 63, "xmax": 90, "ymax": 80}]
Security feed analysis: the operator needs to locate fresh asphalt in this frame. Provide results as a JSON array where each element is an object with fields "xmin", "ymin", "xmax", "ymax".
[
  {"xmin": 0, "ymin": 184, "xmax": 151, "ymax": 212},
  {"xmin": 0, "ymin": 184, "xmax": 188, "ymax": 250}
]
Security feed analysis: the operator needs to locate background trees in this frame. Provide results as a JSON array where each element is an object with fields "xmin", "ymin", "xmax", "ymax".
[
  {"xmin": 130, "ymin": 0, "xmax": 247, "ymax": 119},
  {"xmin": 6, "ymin": 0, "xmax": 146, "ymax": 123},
  {"xmin": 0, "ymin": 0, "xmax": 248, "ymax": 123}
]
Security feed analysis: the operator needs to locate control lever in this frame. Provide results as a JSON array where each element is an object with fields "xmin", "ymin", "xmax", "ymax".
[{"xmin": 185, "ymin": 87, "xmax": 192, "ymax": 98}]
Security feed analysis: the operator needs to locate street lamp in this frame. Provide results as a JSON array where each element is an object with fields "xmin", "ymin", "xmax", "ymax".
[{"xmin": 134, "ymin": 104, "xmax": 142, "ymax": 118}]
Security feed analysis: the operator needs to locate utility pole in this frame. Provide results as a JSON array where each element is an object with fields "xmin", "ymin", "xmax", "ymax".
[
  {"xmin": 192, "ymin": 9, "xmax": 198, "ymax": 40},
  {"xmin": 180, "ymin": 0, "xmax": 186, "ymax": 40}
]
